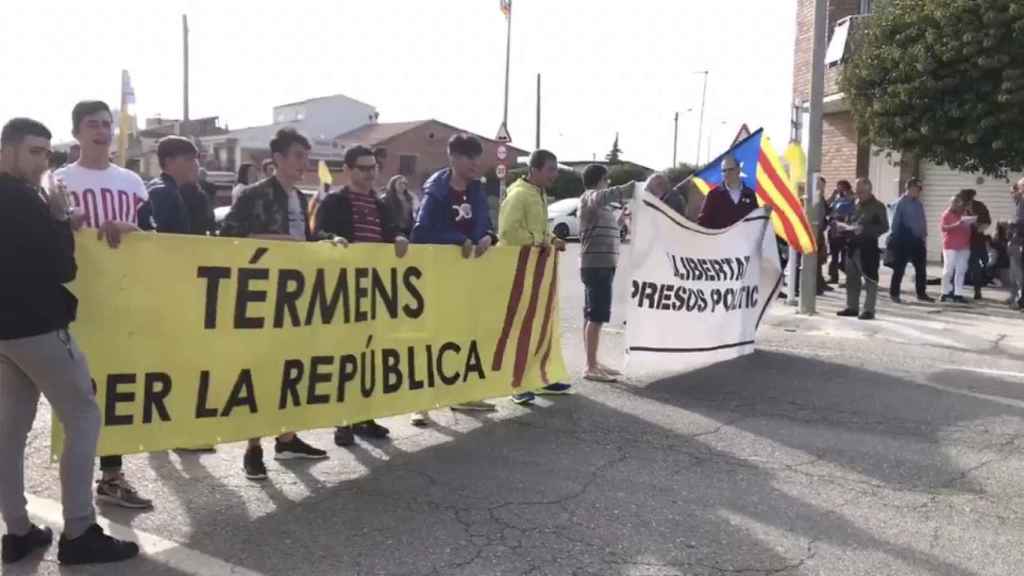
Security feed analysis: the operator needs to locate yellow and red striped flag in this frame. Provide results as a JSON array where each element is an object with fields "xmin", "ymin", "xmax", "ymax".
[{"xmin": 691, "ymin": 128, "xmax": 817, "ymax": 254}]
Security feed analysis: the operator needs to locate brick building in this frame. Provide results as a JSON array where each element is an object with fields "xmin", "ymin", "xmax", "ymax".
[
  {"xmin": 334, "ymin": 119, "xmax": 527, "ymax": 194},
  {"xmin": 793, "ymin": 0, "xmax": 1021, "ymax": 260}
]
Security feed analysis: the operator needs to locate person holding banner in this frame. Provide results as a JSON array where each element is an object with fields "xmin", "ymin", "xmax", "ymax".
[
  {"xmin": 222, "ymin": 128, "xmax": 329, "ymax": 480},
  {"xmin": 645, "ymin": 172, "xmax": 688, "ymax": 218},
  {"xmin": 498, "ymin": 149, "xmax": 570, "ymax": 404},
  {"xmin": 409, "ymin": 133, "xmax": 498, "ymax": 420},
  {"xmin": 314, "ymin": 144, "xmax": 407, "ymax": 444},
  {"xmin": 53, "ymin": 100, "xmax": 152, "ymax": 510},
  {"xmin": 579, "ymin": 165, "xmax": 636, "ymax": 382},
  {"xmin": 837, "ymin": 178, "xmax": 889, "ymax": 320},
  {"xmin": 0, "ymin": 118, "xmax": 140, "ymax": 565},
  {"xmin": 697, "ymin": 155, "xmax": 758, "ymax": 229}
]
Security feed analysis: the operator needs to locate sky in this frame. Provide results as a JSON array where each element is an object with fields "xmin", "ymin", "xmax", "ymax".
[{"xmin": 2, "ymin": 0, "xmax": 797, "ymax": 170}]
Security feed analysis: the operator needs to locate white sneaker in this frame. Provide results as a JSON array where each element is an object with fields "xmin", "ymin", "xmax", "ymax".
[{"xmin": 410, "ymin": 412, "xmax": 428, "ymax": 427}]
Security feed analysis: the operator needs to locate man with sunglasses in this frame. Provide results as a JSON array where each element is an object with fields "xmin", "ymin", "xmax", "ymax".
[
  {"xmin": 313, "ymin": 144, "xmax": 408, "ymax": 447},
  {"xmin": 697, "ymin": 155, "xmax": 758, "ymax": 229}
]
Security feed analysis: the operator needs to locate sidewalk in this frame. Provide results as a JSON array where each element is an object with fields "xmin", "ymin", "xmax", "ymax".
[{"xmin": 770, "ymin": 263, "xmax": 1024, "ymax": 357}]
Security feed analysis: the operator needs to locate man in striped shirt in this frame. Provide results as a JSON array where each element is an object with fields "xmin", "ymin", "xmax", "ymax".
[
  {"xmin": 313, "ymin": 144, "xmax": 408, "ymax": 447},
  {"xmin": 578, "ymin": 165, "xmax": 636, "ymax": 382}
]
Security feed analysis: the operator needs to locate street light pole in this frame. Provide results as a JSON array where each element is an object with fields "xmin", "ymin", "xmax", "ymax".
[
  {"xmin": 800, "ymin": 0, "xmax": 828, "ymax": 315},
  {"xmin": 672, "ymin": 112, "xmax": 679, "ymax": 168},
  {"xmin": 695, "ymin": 70, "xmax": 709, "ymax": 165},
  {"xmin": 502, "ymin": 8, "xmax": 512, "ymax": 130}
]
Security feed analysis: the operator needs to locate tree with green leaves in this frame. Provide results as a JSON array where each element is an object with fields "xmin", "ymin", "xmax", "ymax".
[
  {"xmin": 606, "ymin": 133, "xmax": 623, "ymax": 164},
  {"xmin": 842, "ymin": 0, "xmax": 1024, "ymax": 176}
]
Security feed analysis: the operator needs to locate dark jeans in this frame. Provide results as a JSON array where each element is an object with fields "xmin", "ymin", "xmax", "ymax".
[
  {"xmin": 889, "ymin": 238, "xmax": 927, "ymax": 298},
  {"xmin": 966, "ymin": 245, "xmax": 989, "ymax": 293},
  {"xmin": 828, "ymin": 235, "xmax": 847, "ymax": 281}
]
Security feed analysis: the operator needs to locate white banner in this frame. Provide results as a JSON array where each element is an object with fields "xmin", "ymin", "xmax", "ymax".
[{"xmin": 626, "ymin": 196, "xmax": 782, "ymax": 371}]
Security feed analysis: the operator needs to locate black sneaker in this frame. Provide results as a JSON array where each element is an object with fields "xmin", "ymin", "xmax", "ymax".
[
  {"xmin": 890, "ymin": 294, "xmax": 903, "ymax": 304},
  {"xmin": 836, "ymin": 309, "xmax": 860, "ymax": 317},
  {"xmin": 858, "ymin": 311, "xmax": 876, "ymax": 320},
  {"xmin": 940, "ymin": 293, "xmax": 952, "ymax": 303},
  {"xmin": 274, "ymin": 435, "xmax": 328, "ymax": 460},
  {"xmin": 243, "ymin": 445, "xmax": 268, "ymax": 480},
  {"xmin": 334, "ymin": 426, "xmax": 355, "ymax": 447},
  {"xmin": 952, "ymin": 295, "xmax": 970, "ymax": 304},
  {"xmin": 353, "ymin": 420, "xmax": 390, "ymax": 439},
  {"xmin": 57, "ymin": 524, "xmax": 138, "ymax": 565},
  {"xmin": 917, "ymin": 294, "xmax": 936, "ymax": 303},
  {"xmin": 2, "ymin": 524, "xmax": 53, "ymax": 564}
]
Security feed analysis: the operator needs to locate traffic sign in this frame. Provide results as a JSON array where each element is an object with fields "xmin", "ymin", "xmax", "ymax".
[
  {"xmin": 496, "ymin": 164, "xmax": 508, "ymax": 179},
  {"xmin": 496, "ymin": 122, "xmax": 511, "ymax": 142},
  {"xmin": 496, "ymin": 145, "xmax": 508, "ymax": 161}
]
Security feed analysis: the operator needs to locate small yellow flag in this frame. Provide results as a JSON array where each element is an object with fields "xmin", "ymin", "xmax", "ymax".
[
  {"xmin": 317, "ymin": 160, "xmax": 333, "ymax": 185},
  {"xmin": 783, "ymin": 141, "xmax": 807, "ymax": 186}
]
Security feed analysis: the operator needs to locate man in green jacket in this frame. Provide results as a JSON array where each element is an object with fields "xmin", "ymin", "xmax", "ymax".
[
  {"xmin": 498, "ymin": 149, "xmax": 568, "ymax": 404},
  {"xmin": 837, "ymin": 177, "xmax": 889, "ymax": 320}
]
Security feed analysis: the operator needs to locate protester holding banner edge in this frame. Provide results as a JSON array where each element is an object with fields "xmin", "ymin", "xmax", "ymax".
[
  {"xmin": 498, "ymin": 149, "xmax": 571, "ymax": 405},
  {"xmin": 579, "ymin": 164, "xmax": 637, "ymax": 382},
  {"xmin": 0, "ymin": 117, "xmax": 140, "ymax": 565},
  {"xmin": 53, "ymin": 100, "xmax": 153, "ymax": 510},
  {"xmin": 221, "ymin": 127, "xmax": 331, "ymax": 480}
]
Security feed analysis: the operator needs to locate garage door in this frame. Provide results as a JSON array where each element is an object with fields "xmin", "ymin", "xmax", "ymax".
[{"xmin": 918, "ymin": 162, "xmax": 1020, "ymax": 261}]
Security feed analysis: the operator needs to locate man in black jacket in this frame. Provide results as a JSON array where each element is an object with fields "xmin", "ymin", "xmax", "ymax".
[
  {"xmin": 221, "ymin": 128, "xmax": 329, "ymax": 480},
  {"xmin": 0, "ymin": 118, "xmax": 138, "ymax": 565},
  {"xmin": 314, "ymin": 144, "xmax": 410, "ymax": 442}
]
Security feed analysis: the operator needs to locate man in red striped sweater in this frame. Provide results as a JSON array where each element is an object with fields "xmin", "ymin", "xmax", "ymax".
[{"xmin": 313, "ymin": 144, "xmax": 409, "ymax": 446}]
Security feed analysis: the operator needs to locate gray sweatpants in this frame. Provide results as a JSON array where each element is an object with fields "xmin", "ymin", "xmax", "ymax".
[
  {"xmin": 0, "ymin": 330, "xmax": 99, "ymax": 539},
  {"xmin": 1009, "ymin": 243, "xmax": 1024, "ymax": 304}
]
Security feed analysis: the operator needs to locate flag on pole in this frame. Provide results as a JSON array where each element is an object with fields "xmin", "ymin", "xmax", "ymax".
[
  {"xmin": 317, "ymin": 160, "xmax": 333, "ymax": 185},
  {"xmin": 783, "ymin": 141, "xmax": 807, "ymax": 186},
  {"xmin": 691, "ymin": 128, "xmax": 817, "ymax": 254},
  {"xmin": 500, "ymin": 0, "xmax": 511, "ymax": 18},
  {"xmin": 117, "ymin": 70, "xmax": 135, "ymax": 167},
  {"xmin": 307, "ymin": 160, "xmax": 334, "ymax": 235}
]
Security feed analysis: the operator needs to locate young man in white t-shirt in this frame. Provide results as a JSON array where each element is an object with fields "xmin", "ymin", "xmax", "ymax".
[{"xmin": 53, "ymin": 101, "xmax": 152, "ymax": 510}]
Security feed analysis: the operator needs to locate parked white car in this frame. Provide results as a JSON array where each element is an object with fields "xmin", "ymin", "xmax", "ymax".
[
  {"xmin": 546, "ymin": 197, "xmax": 628, "ymax": 241},
  {"xmin": 547, "ymin": 198, "xmax": 580, "ymax": 240}
]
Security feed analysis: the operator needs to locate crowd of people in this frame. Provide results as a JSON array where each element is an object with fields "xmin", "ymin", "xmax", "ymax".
[
  {"xmin": 816, "ymin": 174, "xmax": 1024, "ymax": 319},
  {"xmin": 0, "ymin": 98, "xmax": 677, "ymax": 566},
  {"xmin": 4, "ymin": 98, "xmax": 1023, "ymax": 566}
]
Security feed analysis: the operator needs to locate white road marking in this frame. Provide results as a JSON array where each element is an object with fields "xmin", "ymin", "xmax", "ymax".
[
  {"xmin": 25, "ymin": 494, "xmax": 267, "ymax": 576},
  {"xmin": 940, "ymin": 366, "xmax": 1024, "ymax": 379}
]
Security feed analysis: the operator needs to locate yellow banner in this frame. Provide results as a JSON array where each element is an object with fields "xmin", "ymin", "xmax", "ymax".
[{"xmin": 55, "ymin": 233, "xmax": 566, "ymax": 456}]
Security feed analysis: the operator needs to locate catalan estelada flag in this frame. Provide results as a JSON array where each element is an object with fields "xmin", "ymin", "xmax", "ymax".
[{"xmin": 691, "ymin": 128, "xmax": 817, "ymax": 254}]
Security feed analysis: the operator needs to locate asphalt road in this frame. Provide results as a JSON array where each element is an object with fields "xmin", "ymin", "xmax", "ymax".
[{"xmin": 6, "ymin": 244, "xmax": 1024, "ymax": 576}]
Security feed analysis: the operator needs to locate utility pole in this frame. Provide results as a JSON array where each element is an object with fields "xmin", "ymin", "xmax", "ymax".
[
  {"xmin": 672, "ymin": 112, "xmax": 679, "ymax": 168},
  {"xmin": 535, "ymin": 73, "xmax": 541, "ymax": 149},
  {"xmin": 800, "ymin": 0, "xmax": 828, "ymax": 315},
  {"xmin": 497, "ymin": 3, "xmax": 512, "ymax": 203},
  {"xmin": 695, "ymin": 70, "xmax": 709, "ymax": 165},
  {"xmin": 182, "ymin": 14, "xmax": 190, "ymax": 122}
]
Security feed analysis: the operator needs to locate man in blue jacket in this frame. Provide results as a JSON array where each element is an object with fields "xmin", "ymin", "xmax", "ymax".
[
  {"xmin": 889, "ymin": 178, "xmax": 935, "ymax": 303},
  {"xmin": 140, "ymin": 136, "xmax": 212, "ymax": 235},
  {"xmin": 409, "ymin": 133, "xmax": 497, "ymax": 422}
]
